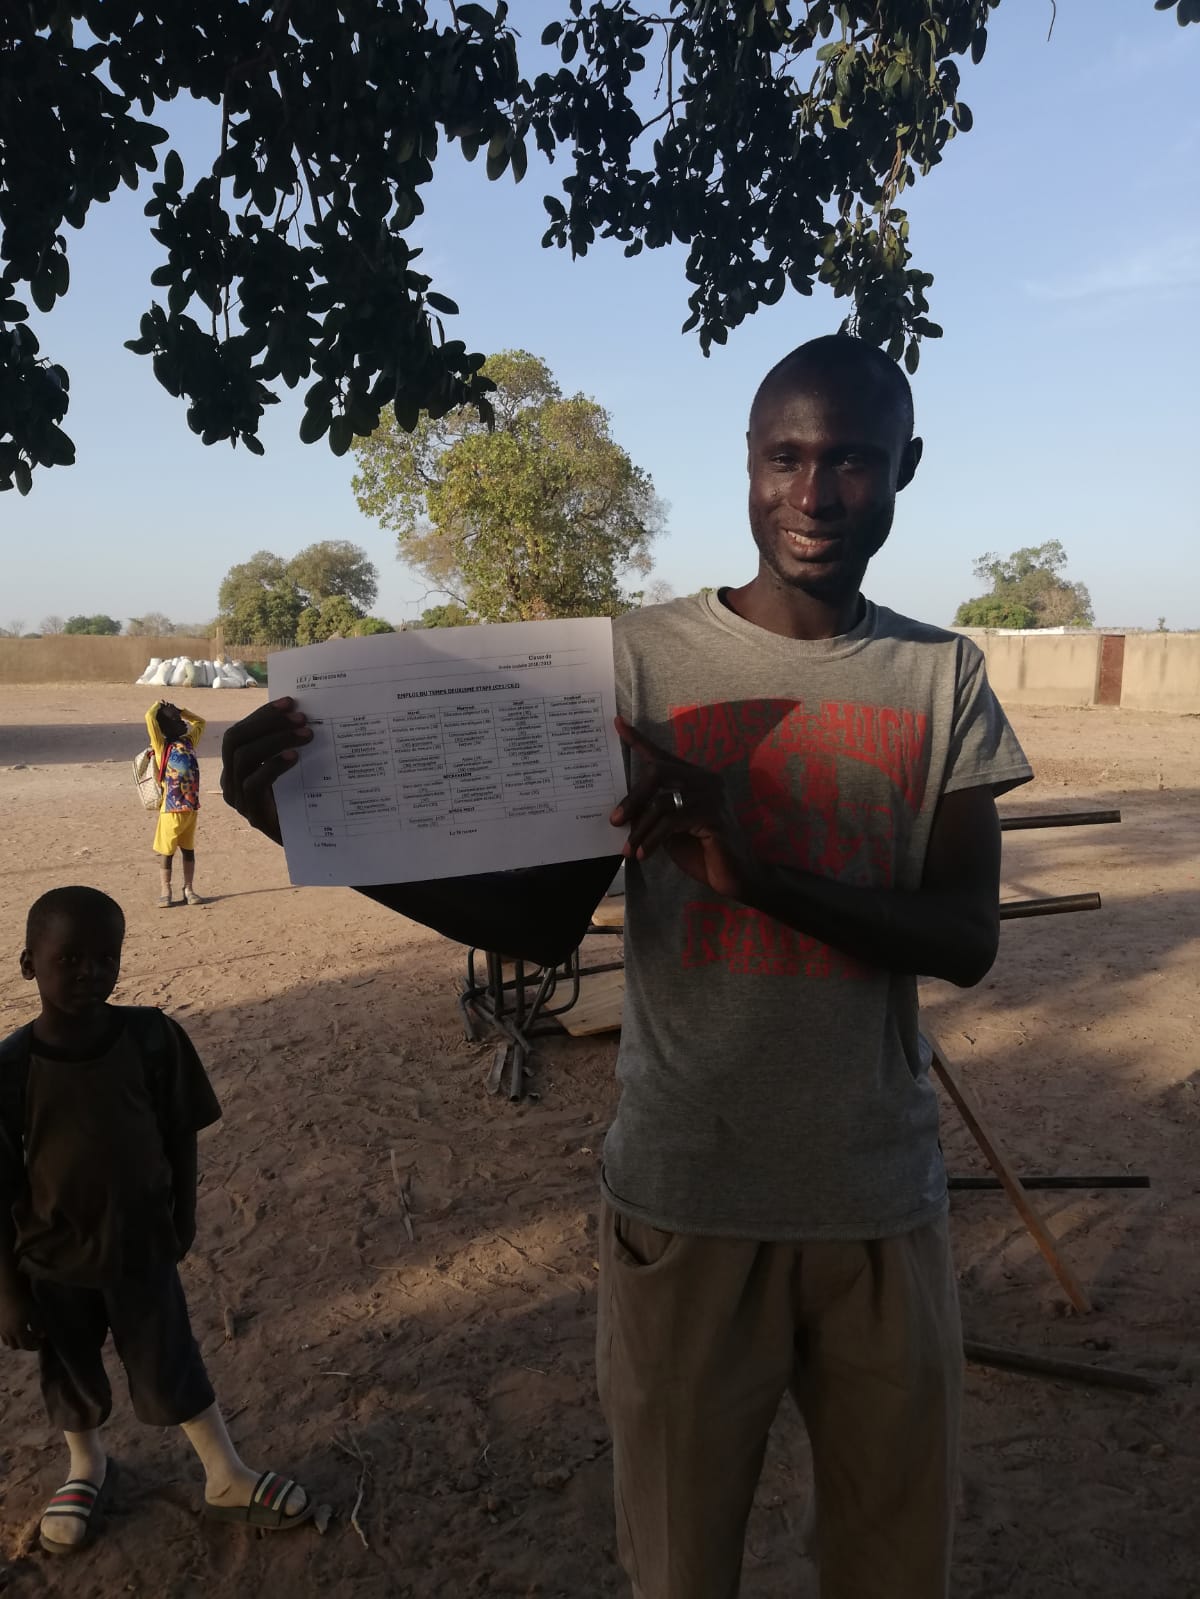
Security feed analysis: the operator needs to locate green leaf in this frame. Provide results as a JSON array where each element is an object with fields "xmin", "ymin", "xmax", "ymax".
[
  {"xmin": 14, "ymin": 460, "xmax": 33, "ymax": 496},
  {"xmin": 164, "ymin": 150, "xmax": 184, "ymax": 190},
  {"xmin": 904, "ymin": 341, "xmax": 920, "ymax": 375},
  {"xmin": 541, "ymin": 22, "xmax": 563, "ymax": 44},
  {"xmin": 426, "ymin": 292, "xmax": 460, "ymax": 315},
  {"xmin": 952, "ymin": 102, "xmax": 974, "ymax": 132},
  {"xmin": 328, "ymin": 415, "xmax": 354, "ymax": 456},
  {"xmin": 456, "ymin": 3, "xmax": 495, "ymax": 34},
  {"xmin": 299, "ymin": 407, "xmax": 331, "ymax": 444}
]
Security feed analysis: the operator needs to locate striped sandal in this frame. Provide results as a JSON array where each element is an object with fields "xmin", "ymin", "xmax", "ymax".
[
  {"xmin": 204, "ymin": 1470, "xmax": 314, "ymax": 1531},
  {"xmin": 39, "ymin": 1471, "xmax": 109, "ymax": 1555}
]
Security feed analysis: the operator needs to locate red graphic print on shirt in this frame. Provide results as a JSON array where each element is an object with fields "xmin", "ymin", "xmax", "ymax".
[{"xmin": 668, "ymin": 699, "xmax": 930, "ymax": 979}]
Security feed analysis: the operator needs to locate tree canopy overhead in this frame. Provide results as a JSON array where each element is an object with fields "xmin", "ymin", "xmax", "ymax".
[
  {"xmin": 353, "ymin": 349, "xmax": 661, "ymax": 622},
  {"xmin": 954, "ymin": 541, "xmax": 1095, "ymax": 631},
  {"xmin": 3, "ymin": 1, "xmax": 1194, "ymax": 495}
]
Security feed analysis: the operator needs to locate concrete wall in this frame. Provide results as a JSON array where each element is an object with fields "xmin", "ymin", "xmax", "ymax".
[
  {"xmin": 957, "ymin": 629, "xmax": 1102, "ymax": 708},
  {"xmin": 5, "ymin": 629, "xmax": 1200, "ymax": 710},
  {"xmin": 1121, "ymin": 633, "xmax": 1200, "ymax": 714},
  {"xmin": 0, "ymin": 636, "xmax": 215, "ymax": 685}
]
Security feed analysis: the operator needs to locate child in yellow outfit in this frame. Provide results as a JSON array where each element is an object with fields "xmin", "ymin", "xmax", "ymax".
[{"xmin": 145, "ymin": 701, "xmax": 206, "ymax": 908}]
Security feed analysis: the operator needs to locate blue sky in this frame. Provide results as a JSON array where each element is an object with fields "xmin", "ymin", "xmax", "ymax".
[{"xmin": 6, "ymin": 2, "xmax": 1199, "ymax": 633}]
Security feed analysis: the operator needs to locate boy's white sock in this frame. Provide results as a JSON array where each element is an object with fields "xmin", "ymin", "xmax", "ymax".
[
  {"xmin": 39, "ymin": 1431, "xmax": 107, "ymax": 1549},
  {"xmin": 181, "ymin": 1402, "xmax": 306, "ymax": 1518}
]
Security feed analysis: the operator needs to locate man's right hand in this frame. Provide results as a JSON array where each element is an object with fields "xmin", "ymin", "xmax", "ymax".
[
  {"xmin": 219, "ymin": 697, "xmax": 313, "ymax": 845},
  {"xmin": 0, "ymin": 1284, "xmax": 42, "ymax": 1352}
]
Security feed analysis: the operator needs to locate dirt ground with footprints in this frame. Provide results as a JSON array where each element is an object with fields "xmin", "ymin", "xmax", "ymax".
[{"xmin": 0, "ymin": 684, "xmax": 1197, "ymax": 1598}]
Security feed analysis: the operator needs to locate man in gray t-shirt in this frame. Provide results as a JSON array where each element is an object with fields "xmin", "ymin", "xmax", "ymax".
[
  {"xmin": 606, "ymin": 593, "xmax": 1030, "ymax": 1245},
  {"xmin": 222, "ymin": 335, "xmax": 1030, "ymax": 1599},
  {"xmin": 592, "ymin": 335, "xmax": 1029, "ymax": 1599}
]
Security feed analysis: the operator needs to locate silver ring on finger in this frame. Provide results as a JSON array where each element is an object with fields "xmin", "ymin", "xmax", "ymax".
[{"xmin": 669, "ymin": 787, "xmax": 684, "ymax": 812}]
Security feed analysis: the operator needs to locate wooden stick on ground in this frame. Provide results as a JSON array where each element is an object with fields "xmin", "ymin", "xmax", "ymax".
[
  {"xmin": 333, "ymin": 1432, "xmax": 372, "ymax": 1550},
  {"xmin": 923, "ymin": 1029, "xmax": 1092, "ymax": 1315},
  {"xmin": 390, "ymin": 1148, "xmax": 415, "ymax": 1242},
  {"xmin": 964, "ymin": 1339, "xmax": 1163, "ymax": 1395},
  {"xmin": 949, "ymin": 1174, "xmax": 1149, "ymax": 1191}
]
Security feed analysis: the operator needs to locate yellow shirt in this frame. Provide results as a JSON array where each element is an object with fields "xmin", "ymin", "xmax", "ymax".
[{"xmin": 145, "ymin": 703, "xmax": 206, "ymax": 767}]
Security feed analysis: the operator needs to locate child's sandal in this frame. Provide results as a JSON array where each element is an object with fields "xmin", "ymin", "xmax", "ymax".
[
  {"xmin": 157, "ymin": 894, "xmax": 173, "ymax": 910},
  {"xmin": 39, "ymin": 1470, "xmax": 111, "ymax": 1555},
  {"xmin": 204, "ymin": 1471, "xmax": 315, "ymax": 1531}
]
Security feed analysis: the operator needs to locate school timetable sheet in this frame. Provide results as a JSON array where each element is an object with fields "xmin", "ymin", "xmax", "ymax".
[{"xmin": 268, "ymin": 618, "xmax": 628, "ymax": 886}]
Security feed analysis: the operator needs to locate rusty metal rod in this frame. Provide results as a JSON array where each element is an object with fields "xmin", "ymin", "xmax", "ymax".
[
  {"xmin": 999, "ymin": 892, "xmax": 1101, "ymax": 920},
  {"xmin": 950, "ymin": 1174, "xmax": 1149, "ymax": 1191},
  {"xmin": 999, "ymin": 809, "xmax": 1121, "ymax": 832},
  {"xmin": 964, "ymin": 1340, "xmax": 1164, "ymax": 1395}
]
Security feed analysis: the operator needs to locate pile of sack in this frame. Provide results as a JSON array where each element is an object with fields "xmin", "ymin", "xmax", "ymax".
[{"xmin": 135, "ymin": 656, "xmax": 257, "ymax": 689}]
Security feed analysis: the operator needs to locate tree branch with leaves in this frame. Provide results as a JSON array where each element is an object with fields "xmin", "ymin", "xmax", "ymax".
[{"xmin": 2, "ymin": 1, "xmax": 1195, "ymax": 494}]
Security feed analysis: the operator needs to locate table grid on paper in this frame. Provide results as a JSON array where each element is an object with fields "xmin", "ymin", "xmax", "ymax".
[{"xmin": 298, "ymin": 693, "xmax": 618, "ymax": 839}]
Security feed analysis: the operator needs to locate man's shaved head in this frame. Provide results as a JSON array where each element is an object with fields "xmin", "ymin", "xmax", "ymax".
[
  {"xmin": 743, "ymin": 332, "xmax": 923, "ymax": 614},
  {"xmin": 749, "ymin": 334, "xmax": 915, "ymax": 445}
]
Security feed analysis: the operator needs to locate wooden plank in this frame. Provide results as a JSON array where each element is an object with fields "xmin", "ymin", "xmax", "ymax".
[
  {"xmin": 590, "ymin": 898, "xmax": 626, "ymax": 931},
  {"xmin": 559, "ymin": 968, "xmax": 625, "ymax": 1036},
  {"xmin": 963, "ymin": 1339, "xmax": 1162, "ymax": 1395},
  {"xmin": 923, "ymin": 1029, "xmax": 1092, "ymax": 1315}
]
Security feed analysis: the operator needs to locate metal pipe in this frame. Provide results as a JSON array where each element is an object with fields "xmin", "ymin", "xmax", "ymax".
[
  {"xmin": 950, "ymin": 1174, "xmax": 1149, "ymax": 1191},
  {"xmin": 999, "ymin": 809, "xmax": 1121, "ymax": 832},
  {"xmin": 999, "ymin": 892, "xmax": 1101, "ymax": 920}
]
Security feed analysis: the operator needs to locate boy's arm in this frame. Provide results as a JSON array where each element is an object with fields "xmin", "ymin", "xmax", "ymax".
[
  {"xmin": 0, "ymin": 1127, "xmax": 39, "ymax": 1349},
  {"xmin": 0, "ymin": 1205, "xmax": 40, "ymax": 1351},
  {"xmin": 166, "ymin": 1131, "xmax": 199, "ymax": 1257},
  {"xmin": 180, "ymin": 709, "xmax": 207, "ymax": 745},
  {"xmin": 156, "ymin": 1016, "xmax": 218, "ymax": 1259},
  {"xmin": 145, "ymin": 701, "xmax": 167, "ymax": 760}
]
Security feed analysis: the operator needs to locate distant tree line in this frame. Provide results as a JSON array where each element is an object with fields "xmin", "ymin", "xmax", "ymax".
[
  {"xmin": 217, "ymin": 539, "xmax": 393, "ymax": 645},
  {"xmin": 954, "ymin": 542, "xmax": 1094, "ymax": 630}
]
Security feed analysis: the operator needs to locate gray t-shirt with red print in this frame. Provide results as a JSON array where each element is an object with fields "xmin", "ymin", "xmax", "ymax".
[{"xmin": 603, "ymin": 590, "xmax": 1032, "ymax": 1242}]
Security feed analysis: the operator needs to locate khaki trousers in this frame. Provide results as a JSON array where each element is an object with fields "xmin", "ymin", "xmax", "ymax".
[{"xmin": 597, "ymin": 1203, "xmax": 962, "ymax": 1599}]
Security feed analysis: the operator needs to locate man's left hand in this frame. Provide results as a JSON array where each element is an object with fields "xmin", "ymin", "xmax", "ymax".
[{"xmin": 609, "ymin": 716, "xmax": 755, "ymax": 901}]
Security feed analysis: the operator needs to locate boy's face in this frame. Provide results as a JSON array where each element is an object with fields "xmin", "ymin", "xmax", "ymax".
[{"xmin": 20, "ymin": 914, "xmax": 124, "ymax": 1018}]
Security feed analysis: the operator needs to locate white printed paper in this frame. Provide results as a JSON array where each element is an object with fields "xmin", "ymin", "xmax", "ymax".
[{"xmin": 268, "ymin": 619, "xmax": 628, "ymax": 886}]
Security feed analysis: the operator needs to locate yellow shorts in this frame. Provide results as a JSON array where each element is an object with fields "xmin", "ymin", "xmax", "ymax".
[{"xmin": 153, "ymin": 809, "xmax": 198, "ymax": 856}]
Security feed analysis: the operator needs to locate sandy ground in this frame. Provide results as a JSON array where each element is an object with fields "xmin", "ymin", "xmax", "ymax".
[{"xmin": 0, "ymin": 685, "xmax": 1197, "ymax": 1599}]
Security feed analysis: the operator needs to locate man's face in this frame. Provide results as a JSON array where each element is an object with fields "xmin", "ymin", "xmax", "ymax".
[
  {"xmin": 747, "ymin": 375, "xmax": 920, "ymax": 603},
  {"xmin": 20, "ymin": 915, "xmax": 123, "ymax": 1018}
]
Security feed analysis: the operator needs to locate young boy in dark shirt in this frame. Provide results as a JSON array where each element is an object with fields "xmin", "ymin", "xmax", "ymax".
[{"xmin": 0, "ymin": 886, "xmax": 312, "ymax": 1554}]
